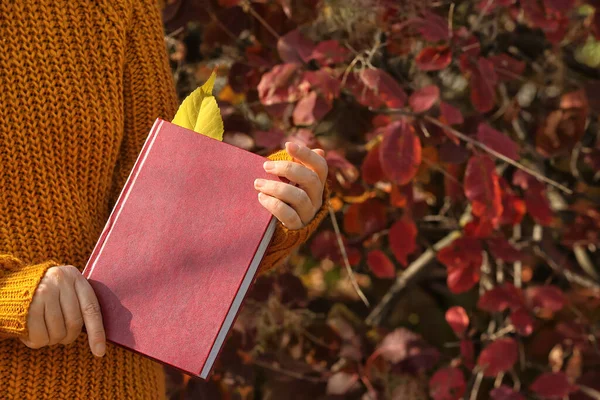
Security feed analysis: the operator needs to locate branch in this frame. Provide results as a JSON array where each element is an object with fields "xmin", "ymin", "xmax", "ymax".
[
  {"xmin": 251, "ymin": 359, "xmax": 328, "ymax": 383},
  {"xmin": 329, "ymin": 206, "xmax": 370, "ymax": 307},
  {"xmin": 580, "ymin": 385, "xmax": 600, "ymax": 400},
  {"xmin": 366, "ymin": 230, "xmax": 462, "ymax": 326},
  {"xmin": 424, "ymin": 116, "xmax": 573, "ymax": 195},
  {"xmin": 534, "ymin": 246, "xmax": 600, "ymax": 289},
  {"xmin": 241, "ymin": 0, "xmax": 280, "ymax": 40}
]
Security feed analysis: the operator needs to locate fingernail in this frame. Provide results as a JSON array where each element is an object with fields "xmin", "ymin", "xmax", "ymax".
[
  {"xmin": 94, "ymin": 342, "xmax": 106, "ymax": 357},
  {"xmin": 263, "ymin": 161, "xmax": 274, "ymax": 171},
  {"xmin": 254, "ymin": 179, "xmax": 264, "ymax": 188},
  {"xmin": 288, "ymin": 142, "xmax": 299, "ymax": 152}
]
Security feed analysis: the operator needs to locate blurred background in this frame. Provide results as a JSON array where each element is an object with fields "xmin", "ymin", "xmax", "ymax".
[{"xmin": 159, "ymin": 1, "xmax": 600, "ymax": 399}]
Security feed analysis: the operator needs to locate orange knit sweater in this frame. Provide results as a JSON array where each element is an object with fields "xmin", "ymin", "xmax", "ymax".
[{"xmin": 0, "ymin": 1, "xmax": 328, "ymax": 398}]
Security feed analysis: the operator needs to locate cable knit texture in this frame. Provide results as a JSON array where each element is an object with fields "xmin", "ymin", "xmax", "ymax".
[{"xmin": 0, "ymin": 1, "xmax": 328, "ymax": 398}]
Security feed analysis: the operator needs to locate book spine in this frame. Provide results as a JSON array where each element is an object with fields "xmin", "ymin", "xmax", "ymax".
[{"xmin": 83, "ymin": 118, "xmax": 165, "ymax": 279}]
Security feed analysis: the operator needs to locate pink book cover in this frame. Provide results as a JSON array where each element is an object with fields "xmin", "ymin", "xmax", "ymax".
[{"xmin": 83, "ymin": 118, "xmax": 280, "ymax": 378}]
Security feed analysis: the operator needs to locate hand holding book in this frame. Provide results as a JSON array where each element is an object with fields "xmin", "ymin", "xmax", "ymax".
[{"xmin": 172, "ymin": 70, "xmax": 328, "ymax": 231}]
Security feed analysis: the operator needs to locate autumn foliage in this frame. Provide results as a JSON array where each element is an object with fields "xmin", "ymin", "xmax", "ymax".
[{"xmin": 161, "ymin": 0, "xmax": 600, "ymax": 398}]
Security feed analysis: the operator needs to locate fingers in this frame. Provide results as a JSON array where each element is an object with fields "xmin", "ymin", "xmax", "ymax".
[
  {"xmin": 75, "ymin": 277, "xmax": 106, "ymax": 357},
  {"xmin": 258, "ymin": 192, "xmax": 303, "ymax": 230},
  {"xmin": 21, "ymin": 289, "xmax": 49, "ymax": 349},
  {"xmin": 254, "ymin": 179, "xmax": 314, "ymax": 224},
  {"xmin": 263, "ymin": 160, "xmax": 323, "ymax": 208},
  {"xmin": 285, "ymin": 142, "xmax": 328, "ymax": 184},
  {"xmin": 45, "ymin": 293, "xmax": 67, "ymax": 345},
  {"xmin": 59, "ymin": 279, "xmax": 83, "ymax": 345}
]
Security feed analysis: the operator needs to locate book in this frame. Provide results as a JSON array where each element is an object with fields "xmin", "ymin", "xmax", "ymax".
[{"xmin": 83, "ymin": 118, "xmax": 280, "ymax": 378}]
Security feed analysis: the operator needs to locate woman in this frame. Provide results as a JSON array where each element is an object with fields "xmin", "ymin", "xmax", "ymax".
[{"xmin": 0, "ymin": 1, "xmax": 329, "ymax": 398}]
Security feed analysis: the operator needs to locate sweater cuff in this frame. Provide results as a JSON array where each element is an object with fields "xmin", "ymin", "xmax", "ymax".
[
  {"xmin": 258, "ymin": 181, "xmax": 331, "ymax": 275},
  {"xmin": 0, "ymin": 255, "xmax": 57, "ymax": 339}
]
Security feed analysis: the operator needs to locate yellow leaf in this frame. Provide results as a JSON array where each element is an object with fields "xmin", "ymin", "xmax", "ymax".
[
  {"xmin": 194, "ymin": 96, "xmax": 223, "ymax": 141},
  {"xmin": 171, "ymin": 71, "xmax": 223, "ymax": 141}
]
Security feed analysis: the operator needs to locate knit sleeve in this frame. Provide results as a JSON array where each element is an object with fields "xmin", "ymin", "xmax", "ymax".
[
  {"xmin": 0, "ymin": 255, "xmax": 58, "ymax": 339},
  {"xmin": 109, "ymin": 0, "xmax": 179, "ymax": 204},
  {"xmin": 257, "ymin": 149, "xmax": 330, "ymax": 275}
]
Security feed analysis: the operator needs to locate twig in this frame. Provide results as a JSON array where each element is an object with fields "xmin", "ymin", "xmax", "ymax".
[
  {"xmin": 251, "ymin": 359, "xmax": 328, "ymax": 383},
  {"xmin": 166, "ymin": 26, "xmax": 185, "ymax": 38},
  {"xmin": 329, "ymin": 206, "xmax": 370, "ymax": 307},
  {"xmin": 242, "ymin": 0, "xmax": 280, "ymax": 40},
  {"xmin": 469, "ymin": 371, "xmax": 484, "ymax": 400},
  {"xmin": 573, "ymin": 245, "xmax": 599, "ymax": 281},
  {"xmin": 424, "ymin": 116, "xmax": 573, "ymax": 195},
  {"xmin": 494, "ymin": 372, "xmax": 504, "ymax": 388},
  {"xmin": 509, "ymin": 370, "xmax": 521, "ymax": 392},
  {"xmin": 534, "ymin": 246, "xmax": 600, "ymax": 289},
  {"xmin": 580, "ymin": 385, "xmax": 600, "ymax": 400},
  {"xmin": 366, "ymin": 230, "xmax": 462, "ymax": 326},
  {"xmin": 448, "ymin": 3, "xmax": 455, "ymax": 37},
  {"xmin": 513, "ymin": 225, "xmax": 523, "ymax": 288},
  {"xmin": 471, "ymin": 0, "xmax": 494, "ymax": 33}
]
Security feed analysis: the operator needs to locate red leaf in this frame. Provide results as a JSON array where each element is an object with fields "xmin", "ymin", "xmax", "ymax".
[
  {"xmin": 526, "ymin": 286, "xmax": 566, "ymax": 312},
  {"xmin": 487, "ymin": 237, "xmax": 524, "ymax": 262},
  {"xmin": 491, "ymin": 386, "xmax": 525, "ymax": 400},
  {"xmin": 293, "ymin": 91, "xmax": 331, "ymax": 125},
  {"xmin": 367, "ymin": 250, "xmax": 396, "ymax": 279},
  {"xmin": 409, "ymin": 85, "xmax": 440, "ymax": 113},
  {"xmin": 530, "ymin": 372, "xmax": 577, "ymax": 399},
  {"xmin": 461, "ymin": 56, "xmax": 498, "ymax": 113},
  {"xmin": 460, "ymin": 339, "xmax": 475, "ymax": 369},
  {"xmin": 253, "ymin": 128, "xmax": 285, "ymax": 150},
  {"xmin": 499, "ymin": 179, "xmax": 526, "ymax": 226},
  {"xmin": 447, "ymin": 263, "xmax": 480, "ymax": 294},
  {"xmin": 444, "ymin": 163, "xmax": 464, "ymax": 202},
  {"xmin": 477, "ymin": 283, "xmax": 524, "ymax": 312},
  {"xmin": 257, "ymin": 63, "xmax": 303, "ymax": 105},
  {"xmin": 416, "ymin": 46, "xmax": 452, "ymax": 71},
  {"xmin": 326, "ymin": 150, "xmax": 359, "ymax": 187},
  {"xmin": 512, "ymin": 171, "xmax": 553, "ymax": 226},
  {"xmin": 343, "ymin": 198, "xmax": 387, "ymax": 236},
  {"xmin": 379, "ymin": 120, "xmax": 422, "ymax": 185},
  {"xmin": 445, "ymin": 306, "xmax": 469, "ymax": 338},
  {"xmin": 536, "ymin": 90, "xmax": 588, "ymax": 157},
  {"xmin": 544, "ymin": 0, "xmax": 575, "ymax": 12},
  {"xmin": 309, "ymin": 40, "xmax": 349, "ymax": 66},
  {"xmin": 377, "ymin": 328, "xmax": 440, "ymax": 372},
  {"xmin": 417, "ymin": 11, "xmax": 451, "ymax": 42},
  {"xmin": 437, "ymin": 237, "xmax": 482, "ymax": 293},
  {"xmin": 440, "ymin": 102, "xmax": 464, "ymax": 126},
  {"xmin": 388, "ymin": 218, "xmax": 418, "ymax": 266},
  {"xmin": 429, "ymin": 367, "xmax": 466, "ymax": 400},
  {"xmin": 477, "ymin": 338, "xmax": 518, "ymax": 377},
  {"xmin": 464, "ymin": 155, "xmax": 503, "ymax": 222},
  {"xmin": 359, "ymin": 69, "xmax": 407, "ymax": 108},
  {"xmin": 476, "ymin": 123, "xmax": 519, "ymax": 161},
  {"xmin": 361, "ymin": 142, "xmax": 386, "ymax": 184},
  {"xmin": 301, "ymin": 70, "xmax": 341, "ymax": 105},
  {"xmin": 510, "ymin": 308, "xmax": 534, "ymax": 336},
  {"xmin": 488, "ymin": 54, "xmax": 526, "ymax": 82},
  {"xmin": 390, "ymin": 183, "xmax": 413, "ymax": 208},
  {"xmin": 310, "ymin": 230, "xmax": 361, "ymax": 266},
  {"xmin": 277, "ymin": 30, "xmax": 315, "ymax": 64},
  {"xmin": 464, "ymin": 216, "xmax": 494, "ymax": 238}
]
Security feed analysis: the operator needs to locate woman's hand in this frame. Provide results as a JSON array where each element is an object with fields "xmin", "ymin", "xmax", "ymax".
[
  {"xmin": 20, "ymin": 265, "xmax": 106, "ymax": 357},
  {"xmin": 254, "ymin": 142, "xmax": 328, "ymax": 230}
]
